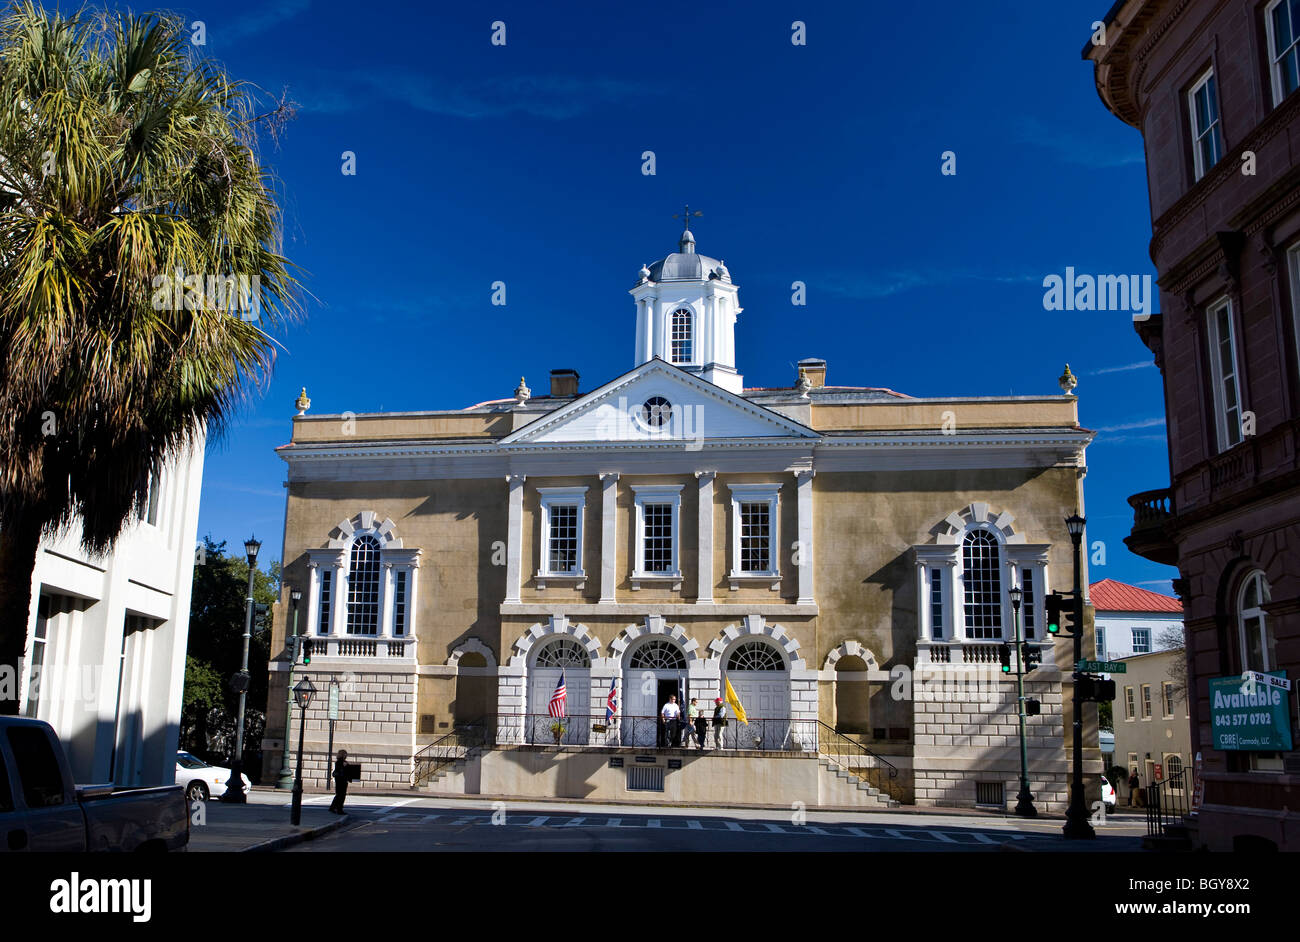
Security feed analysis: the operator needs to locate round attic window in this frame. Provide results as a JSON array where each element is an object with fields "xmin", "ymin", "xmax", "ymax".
[{"xmin": 640, "ymin": 396, "xmax": 672, "ymax": 428}]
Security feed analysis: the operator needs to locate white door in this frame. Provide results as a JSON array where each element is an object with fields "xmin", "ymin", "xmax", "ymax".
[
  {"xmin": 726, "ymin": 673, "xmax": 790, "ymax": 749},
  {"xmin": 620, "ymin": 671, "xmax": 685, "ymax": 746},
  {"xmin": 528, "ymin": 668, "xmax": 589, "ymax": 745}
]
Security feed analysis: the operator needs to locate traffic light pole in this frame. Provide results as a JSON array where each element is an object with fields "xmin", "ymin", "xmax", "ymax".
[
  {"xmin": 1011, "ymin": 599, "xmax": 1036, "ymax": 818},
  {"xmin": 1063, "ymin": 531, "xmax": 1096, "ymax": 840}
]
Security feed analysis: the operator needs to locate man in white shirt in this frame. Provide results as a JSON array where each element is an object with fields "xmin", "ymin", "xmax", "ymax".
[{"xmin": 660, "ymin": 696, "xmax": 681, "ymax": 747}]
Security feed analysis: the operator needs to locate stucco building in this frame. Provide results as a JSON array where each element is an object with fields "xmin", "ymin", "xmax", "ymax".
[
  {"xmin": 265, "ymin": 223, "xmax": 1100, "ymax": 811},
  {"xmin": 1086, "ymin": 0, "xmax": 1300, "ymax": 849},
  {"xmin": 1091, "ymin": 578, "xmax": 1183, "ymax": 662},
  {"xmin": 1113, "ymin": 648, "xmax": 1193, "ymax": 803}
]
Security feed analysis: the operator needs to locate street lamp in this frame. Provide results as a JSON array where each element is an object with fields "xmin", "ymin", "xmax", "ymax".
[
  {"xmin": 1009, "ymin": 584, "xmax": 1037, "ymax": 818},
  {"xmin": 276, "ymin": 587, "xmax": 303, "ymax": 790},
  {"xmin": 290, "ymin": 677, "xmax": 317, "ymax": 826},
  {"xmin": 222, "ymin": 535, "xmax": 260, "ymax": 803},
  {"xmin": 1062, "ymin": 513, "xmax": 1096, "ymax": 839}
]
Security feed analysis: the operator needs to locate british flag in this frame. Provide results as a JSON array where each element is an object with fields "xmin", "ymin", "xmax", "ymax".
[
  {"xmin": 548, "ymin": 671, "xmax": 567, "ymax": 718},
  {"xmin": 605, "ymin": 679, "xmax": 618, "ymax": 723}
]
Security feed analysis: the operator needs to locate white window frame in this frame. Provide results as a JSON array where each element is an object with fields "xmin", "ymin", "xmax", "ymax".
[
  {"xmin": 668, "ymin": 307, "xmax": 695, "ymax": 366},
  {"xmin": 1141, "ymin": 683, "xmax": 1153, "ymax": 719},
  {"xmin": 537, "ymin": 487, "xmax": 588, "ymax": 584},
  {"xmin": 1265, "ymin": 0, "xmax": 1300, "ymax": 106},
  {"xmin": 959, "ymin": 525, "xmax": 1008, "ymax": 641},
  {"xmin": 1188, "ymin": 67, "xmax": 1224, "ymax": 181},
  {"xmin": 632, "ymin": 484, "xmax": 682, "ymax": 588},
  {"xmin": 1097, "ymin": 626, "xmax": 1106, "ymax": 660},
  {"xmin": 1131, "ymin": 627, "xmax": 1150, "ymax": 654},
  {"xmin": 727, "ymin": 483, "xmax": 780, "ymax": 586},
  {"xmin": 1162, "ymin": 681, "xmax": 1176, "ymax": 718},
  {"xmin": 1124, "ymin": 686, "xmax": 1136, "ymax": 721},
  {"xmin": 1206, "ymin": 296, "xmax": 1244, "ymax": 452},
  {"xmin": 1237, "ymin": 569, "xmax": 1274, "ymax": 673}
]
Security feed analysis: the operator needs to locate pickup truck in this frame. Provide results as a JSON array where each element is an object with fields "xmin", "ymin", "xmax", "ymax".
[{"xmin": 0, "ymin": 717, "xmax": 189, "ymax": 852}]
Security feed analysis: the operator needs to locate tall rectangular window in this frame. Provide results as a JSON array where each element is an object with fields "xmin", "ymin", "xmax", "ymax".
[
  {"xmin": 1267, "ymin": 0, "xmax": 1300, "ymax": 104},
  {"xmin": 1163, "ymin": 681, "xmax": 1176, "ymax": 718},
  {"xmin": 962, "ymin": 530, "xmax": 1003, "ymax": 640},
  {"xmin": 1288, "ymin": 243, "xmax": 1300, "ymax": 381},
  {"xmin": 1141, "ymin": 684, "xmax": 1153, "ymax": 718},
  {"xmin": 1207, "ymin": 297, "xmax": 1243, "ymax": 452},
  {"xmin": 739, "ymin": 502, "xmax": 772, "ymax": 573},
  {"xmin": 1188, "ymin": 69, "xmax": 1224, "ymax": 181},
  {"xmin": 1132, "ymin": 628, "xmax": 1150, "ymax": 654},
  {"xmin": 1021, "ymin": 568, "xmax": 1036, "ymax": 639},
  {"xmin": 393, "ymin": 571, "xmax": 407, "ymax": 636},
  {"xmin": 643, "ymin": 503, "xmax": 674, "ymax": 573},
  {"xmin": 670, "ymin": 308, "xmax": 693, "ymax": 363},
  {"xmin": 1124, "ymin": 686, "xmax": 1136, "ymax": 720},
  {"xmin": 547, "ymin": 504, "xmax": 579, "ymax": 573},
  {"xmin": 930, "ymin": 568, "xmax": 944, "ymax": 641},
  {"xmin": 24, "ymin": 595, "xmax": 51, "ymax": 719},
  {"xmin": 1097, "ymin": 626, "xmax": 1106, "ymax": 660},
  {"xmin": 317, "ymin": 571, "xmax": 332, "ymax": 634}
]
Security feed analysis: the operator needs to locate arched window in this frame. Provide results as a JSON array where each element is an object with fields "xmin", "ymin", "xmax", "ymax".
[
  {"xmin": 1238, "ymin": 569, "xmax": 1274, "ymax": 672},
  {"xmin": 346, "ymin": 535, "xmax": 382, "ymax": 634},
  {"xmin": 534, "ymin": 637, "xmax": 591, "ymax": 668},
  {"xmin": 670, "ymin": 309, "xmax": 693, "ymax": 363},
  {"xmin": 727, "ymin": 640, "xmax": 785, "ymax": 671},
  {"xmin": 962, "ymin": 529, "xmax": 1003, "ymax": 639},
  {"xmin": 628, "ymin": 638, "xmax": 687, "ymax": 670}
]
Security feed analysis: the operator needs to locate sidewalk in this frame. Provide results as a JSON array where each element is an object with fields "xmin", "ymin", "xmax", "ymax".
[{"xmin": 188, "ymin": 793, "xmax": 351, "ymax": 852}]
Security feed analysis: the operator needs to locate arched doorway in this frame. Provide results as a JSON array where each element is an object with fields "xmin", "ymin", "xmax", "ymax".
[
  {"xmin": 622, "ymin": 637, "xmax": 689, "ymax": 746},
  {"xmin": 452, "ymin": 652, "xmax": 493, "ymax": 727},
  {"xmin": 527, "ymin": 637, "xmax": 591, "ymax": 745},
  {"xmin": 833, "ymin": 655, "xmax": 870, "ymax": 735},
  {"xmin": 723, "ymin": 638, "xmax": 790, "ymax": 749}
]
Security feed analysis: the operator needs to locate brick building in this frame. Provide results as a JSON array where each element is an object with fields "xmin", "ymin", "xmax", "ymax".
[{"xmin": 1086, "ymin": 0, "xmax": 1300, "ymax": 850}]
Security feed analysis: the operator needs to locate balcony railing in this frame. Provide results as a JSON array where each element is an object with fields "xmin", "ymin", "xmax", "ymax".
[
  {"xmin": 495, "ymin": 713, "xmax": 820, "ymax": 752},
  {"xmin": 1128, "ymin": 487, "xmax": 1174, "ymax": 527},
  {"xmin": 1125, "ymin": 487, "xmax": 1177, "ymax": 565},
  {"xmin": 302, "ymin": 636, "xmax": 415, "ymax": 659}
]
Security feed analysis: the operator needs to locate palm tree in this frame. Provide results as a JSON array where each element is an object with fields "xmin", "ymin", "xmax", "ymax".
[{"xmin": 0, "ymin": 3, "xmax": 301, "ymax": 713}]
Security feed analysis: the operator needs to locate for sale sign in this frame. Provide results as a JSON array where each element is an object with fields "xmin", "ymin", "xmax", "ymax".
[{"xmin": 1209, "ymin": 673, "xmax": 1293, "ymax": 751}]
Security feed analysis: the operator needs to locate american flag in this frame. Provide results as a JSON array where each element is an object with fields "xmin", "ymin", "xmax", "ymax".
[
  {"xmin": 605, "ymin": 680, "xmax": 618, "ymax": 723},
  {"xmin": 548, "ymin": 671, "xmax": 567, "ymax": 718}
]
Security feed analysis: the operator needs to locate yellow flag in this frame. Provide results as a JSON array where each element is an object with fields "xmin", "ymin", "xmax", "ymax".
[{"xmin": 724, "ymin": 676, "xmax": 748, "ymax": 725}]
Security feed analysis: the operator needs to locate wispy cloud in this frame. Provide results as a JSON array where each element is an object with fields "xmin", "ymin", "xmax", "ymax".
[
  {"xmin": 1090, "ymin": 361, "xmax": 1156, "ymax": 375},
  {"xmin": 1012, "ymin": 116, "xmax": 1145, "ymax": 169},
  {"xmin": 208, "ymin": 482, "xmax": 285, "ymax": 499},
  {"xmin": 819, "ymin": 269, "xmax": 1040, "ymax": 301},
  {"xmin": 297, "ymin": 71, "xmax": 658, "ymax": 120},
  {"xmin": 224, "ymin": 0, "xmax": 312, "ymax": 41},
  {"xmin": 1095, "ymin": 417, "xmax": 1166, "ymax": 432}
]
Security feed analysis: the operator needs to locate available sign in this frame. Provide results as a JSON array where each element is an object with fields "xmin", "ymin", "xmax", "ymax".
[
  {"xmin": 1209, "ymin": 673, "xmax": 1293, "ymax": 751},
  {"xmin": 1076, "ymin": 660, "xmax": 1127, "ymax": 673}
]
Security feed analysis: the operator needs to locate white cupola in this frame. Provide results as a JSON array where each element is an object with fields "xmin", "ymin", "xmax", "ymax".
[{"xmin": 629, "ymin": 215, "xmax": 743, "ymax": 393}]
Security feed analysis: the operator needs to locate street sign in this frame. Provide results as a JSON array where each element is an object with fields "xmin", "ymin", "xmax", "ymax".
[
  {"xmin": 1209, "ymin": 673, "xmax": 1293, "ymax": 751},
  {"xmin": 328, "ymin": 681, "xmax": 340, "ymax": 721},
  {"xmin": 1076, "ymin": 659, "xmax": 1127, "ymax": 673}
]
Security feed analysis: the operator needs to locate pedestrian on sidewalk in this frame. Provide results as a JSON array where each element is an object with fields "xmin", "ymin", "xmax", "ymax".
[
  {"xmin": 712, "ymin": 697, "xmax": 727, "ymax": 750},
  {"xmin": 1127, "ymin": 768, "xmax": 1140, "ymax": 807},
  {"xmin": 329, "ymin": 749, "xmax": 350, "ymax": 814}
]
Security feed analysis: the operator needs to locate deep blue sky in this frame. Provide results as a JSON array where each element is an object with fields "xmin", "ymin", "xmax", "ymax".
[{"xmin": 158, "ymin": 0, "xmax": 1174, "ymax": 592}]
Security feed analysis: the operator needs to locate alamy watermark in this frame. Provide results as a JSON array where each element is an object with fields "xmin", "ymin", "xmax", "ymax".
[
  {"xmin": 151, "ymin": 270, "xmax": 261, "ymax": 320},
  {"xmin": 1042, "ymin": 267, "xmax": 1153, "ymax": 320}
]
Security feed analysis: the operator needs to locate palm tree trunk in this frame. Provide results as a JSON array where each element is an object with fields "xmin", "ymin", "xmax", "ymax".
[{"xmin": 0, "ymin": 518, "xmax": 43, "ymax": 716}]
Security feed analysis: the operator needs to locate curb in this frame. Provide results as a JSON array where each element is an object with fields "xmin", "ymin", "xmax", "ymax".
[{"xmin": 241, "ymin": 814, "xmax": 352, "ymax": 853}]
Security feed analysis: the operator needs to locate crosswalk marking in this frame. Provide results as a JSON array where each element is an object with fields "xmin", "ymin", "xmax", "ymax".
[
  {"xmin": 971, "ymin": 832, "xmax": 997, "ymax": 844},
  {"xmin": 525, "ymin": 816, "xmax": 550, "ymax": 827},
  {"xmin": 560, "ymin": 817, "xmax": 587, "ymax": 827},
  {"xmin": 927, "ymin": 830, "xmax": 957, "ymax": 843},
  {"xmin": 725, "ymin": 821, "xmax": 744, "ymax": 831}
]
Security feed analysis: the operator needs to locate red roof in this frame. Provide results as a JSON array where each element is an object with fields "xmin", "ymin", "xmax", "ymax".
[{"xmin": 1089, "ymin": 578, "xmax": 1182, "ymax": 613}]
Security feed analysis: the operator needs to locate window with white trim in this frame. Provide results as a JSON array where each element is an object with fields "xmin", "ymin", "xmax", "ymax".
[
  {"xmin": 962, "ymin": 529, "xmax": 1003, "ymax": 639},
  {"xmin": 1238, "ymin": 569, "xmax": 1275, "ymax": 673},
  {"xmin": 1097, "ymin": 626, "xmax": 1106, "ymax": 660},
  {"xmin": 1266, "ymin": 0, "xmax": 1300, "ymax": 105},
  {"xmin": 929, "ymin": 568, "xmax": 944, "ymax": 641},
  {"xmin": 317, "ymin": 570, "xmax": 332, "ymax": 634},
  {"xmin": 346, "ymin": 535, "xmax": 382, "ymax": 635},
  {"xmin": 1021, "ymin": 568, "xmax": 1036, "ymax": 639},
  {"xmin": 1162, "ymin": 681, "xmax": 1176, "ymax": 718},
  {"xmin": 632, "ymin": 485, "xmax": 681, "ymax": 578},
  {"xmin": 670, "ymin": 308, "xmax": 693, "ymax": 364},
  {"xmin": 727, "ymin": 483, "xmax": 780, "ymax": 578},
  {"xmin": 1124, "ymin": 685, "xmax": 1135, "ymax": 721},
  {"xmin": 1132, "ymin": 628, "xmax": 1150, "ymax": 654},
  {"xmin": 538, "ymin": 487, "xmax": 587, "ymax": 577},
  {"xmin": 1188, "ymin": 68, "xmax": 1224, "ymax": 181},
  {"xmin": 1141, "ymin": 684, "xmax": 1153, "ymax": 719},
  {"xmin": 138, "ymin": 467, "xmax": 162, "ymax": 526},
  {"xmin": 1206, "ymin": 297, "xmax": 1243, "ymax": 452},
  {"xmin": 393, "ymin": 570, "xmax": 407, "ymax": 637}
]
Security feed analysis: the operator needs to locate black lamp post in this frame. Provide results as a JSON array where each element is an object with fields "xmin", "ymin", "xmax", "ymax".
[
  {"xmin": 1062, "ymin": 513, "xmax": 1096, "ymax": 839},
  {"xmin": 1009, "ymin": 585, "xmax": 1037, "ymax": 818},
  {"xmin": 276, "ymin": 587, "xmax": 303, "ymax": 790},
  {"xmin": 290, "ymin": 677, "xmax": 316, "ymax": 826},
  {"xmin": 222, "ymin": 535, "xmax": 260, "ymax": 803}
]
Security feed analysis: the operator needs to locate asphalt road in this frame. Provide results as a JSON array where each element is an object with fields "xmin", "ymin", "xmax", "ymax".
[{"xmin": 268, "ymin": 794, "xmax": 1148, "ymax": 852}]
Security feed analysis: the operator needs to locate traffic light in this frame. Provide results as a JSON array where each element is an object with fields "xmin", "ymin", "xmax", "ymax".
[
  {"xmin": 1021, "ymin": 643, "xmax": 1041, "ymax": 671},
  {"xmin": 1024, "ymin": 698, "xmax": 1041, "ymax": 716},
  {"xmin": 999, "ymin": 643, "xmax": 1012, "ymax": 673},
  {"xmin": 1045, "ymin": 593, "xmax": 1064, "ymax": 634},
  {"xmin": 1077, "ymin": 676, "xmax": 1116, "ymax": 702},
  {"xmin": 301, "ymin": 638, "xmax": 311, "ymax": 666},
  {"xmin": 1094, "ymin": 678, "xmax": 1116, "ymax": 702}
]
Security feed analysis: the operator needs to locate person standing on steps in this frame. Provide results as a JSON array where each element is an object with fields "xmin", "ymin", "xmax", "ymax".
[{"xmin": 711, "ymin": 697, "xmax": 727, "ymax": 750}]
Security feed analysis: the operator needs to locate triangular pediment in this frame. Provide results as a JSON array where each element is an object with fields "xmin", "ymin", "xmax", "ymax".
[{"xmin": 501, "ymin": 360, "xmax": 818, "ymax": 446}]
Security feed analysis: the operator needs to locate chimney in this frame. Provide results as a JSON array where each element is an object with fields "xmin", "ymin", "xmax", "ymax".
[
  {"xmin": 550, "ymin": 369, "xmax": 580, "ymax": 397},
  {"xmin": 797, "ymin": 358, "xmax": 826, "ymax": 389}
]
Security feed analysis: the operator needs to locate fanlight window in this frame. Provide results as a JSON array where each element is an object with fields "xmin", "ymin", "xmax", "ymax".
[
  {"xmin": 534, "ymin": 637, "xmax": 591, "ymax": 668},
  {"xmin": 726, "ymin": 640, "xmax": 784, "ymax": 672},
  {"xmin": 962, "ymin": 529, "xmax": 1003, "ymax": 639},
  {"xmin": 346, "ymin": 535, "xmax": 382, "ymax": 635},
  {"xmin": 628, "ymin": 639, "xmax": 687, "ymax": 670}
]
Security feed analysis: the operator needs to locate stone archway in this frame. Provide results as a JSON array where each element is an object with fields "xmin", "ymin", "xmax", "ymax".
[{"xmin": 447, "ymin": 638, "xmax": 497, "ymax": 727}]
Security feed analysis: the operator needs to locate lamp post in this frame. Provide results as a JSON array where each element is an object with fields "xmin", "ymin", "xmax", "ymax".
[
  {"xmin": 276, "ymin": 587, "xmax": 303, "ymax": 790},
  {"xmin": 222, "ymin": 535, "xmax": 260, "ymax": 803},
  {"xmin": 1009, "ymin": 585, "xmax": 1037, "ymax": 818},
  {"xmin": 1062, "ymin": 512, "xmax": 1096, "ymax": 839},
  {"xmin": 290, "ymin": 677, "xmax": 316, "ymax": 826}
]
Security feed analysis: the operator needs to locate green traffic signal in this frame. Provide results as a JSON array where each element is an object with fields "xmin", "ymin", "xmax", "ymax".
[
  {"xmin": 999, "ymin": 643, "xmax": 1012, "ymax": 673},
  {"xmin": 1045, "ymin": 593, "xmax": 1063, "ymax": 634}
]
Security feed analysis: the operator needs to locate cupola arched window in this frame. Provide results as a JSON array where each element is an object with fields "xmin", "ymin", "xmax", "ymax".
[
  {"xmin": 346, "ymin": 534, "xmax": 383, "ymax": 634},
  {"xmin": 962, "ymin": 529, "xmax": 1003, "ymax": 639},
  {"xmin": 670, "ymin": 309, "xmax": 693, "ymax": 363}
]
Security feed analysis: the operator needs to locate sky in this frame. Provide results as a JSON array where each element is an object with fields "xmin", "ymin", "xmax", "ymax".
[{"xmin": 138, "ymin": 0, "xmax": 1175, "ymax": 591}]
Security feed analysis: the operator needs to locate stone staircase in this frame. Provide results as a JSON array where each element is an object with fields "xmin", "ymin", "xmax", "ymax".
[
  {"xmin": 817, "ymin": 756, "xmax": 900, "ymax": 808},
  {"xmin": 414, "ymin": 745, "xmax": 482, "ymax": 792}
]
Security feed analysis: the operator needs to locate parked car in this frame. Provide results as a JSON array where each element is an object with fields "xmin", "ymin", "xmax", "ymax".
[
  {"xmin": 0, "ymin": 717, "xmax": 188, "ymax": 852},
  {"xmin": 175, "ymin": 751, "xmax": 250, "ymax": 802},
  {"xmin": 1101, "ymin": 774, "xmax": 1117, "ymax": 812}
]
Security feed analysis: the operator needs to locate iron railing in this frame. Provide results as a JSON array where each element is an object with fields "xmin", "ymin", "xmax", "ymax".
[
  {"xmin": 495, "ymin": 713, "xmax": 823, "ymax": 751},
  {"xmin": 411, "ymin": 723, "xmax": 490, "ymax": 787},
  {"xmin": 815, "ymin": 720, "xmax": 901, "ymax": 799},
  {"xmin": 1145, "ymin": 768, "xmax": 1191, "ymax": 838}
]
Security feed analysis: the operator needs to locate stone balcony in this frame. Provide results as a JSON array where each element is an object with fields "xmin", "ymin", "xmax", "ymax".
[{"xmin": 1124, "ymin": 487, "xmax": 1177, "ymax": 565}]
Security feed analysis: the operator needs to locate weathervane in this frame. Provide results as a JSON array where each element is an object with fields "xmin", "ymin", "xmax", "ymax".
[{"xmin": 673, "ymin": 204, "xmax": 702, "ymax": 231}]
